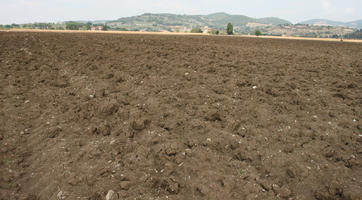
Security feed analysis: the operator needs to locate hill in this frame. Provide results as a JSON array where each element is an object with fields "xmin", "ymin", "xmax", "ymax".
[
  {"xmin": 347, "ymin": 20, "xmax": 362, "ymax": 29},
  {"xmin": 107, "ymin": 12, "xmax": 291, "ymax": 32},
  {"xmin": 1, "ymin": 12, "xmax": 359, "ymax": 38},
  {"xmin": 300, "ymin": 19, "xmax": 362, "ymax": 29}
]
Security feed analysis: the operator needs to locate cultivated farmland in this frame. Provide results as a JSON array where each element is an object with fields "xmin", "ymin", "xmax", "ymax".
[{"xmin": 0, "ymin": 32, "xmax": 361, "ymax": 200}]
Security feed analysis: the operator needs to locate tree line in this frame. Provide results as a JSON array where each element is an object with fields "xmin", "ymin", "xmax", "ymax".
[
  {"xmin": 0, "ymin": 22, "xmax": 119, "ymax": 31},
  {"xmin": 343, "ymin": 29, "xmax": 362, "ymax": 39},
  {"xmin": 0, "ymin": 21, "xmax": 256, "ymax": 36},
  {"xmin": 2, "ymin": 21, "xmax": 360, "ymax": 39}
]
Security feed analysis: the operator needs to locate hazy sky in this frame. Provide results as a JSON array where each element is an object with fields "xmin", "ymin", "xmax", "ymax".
[{"xmin": 1, "ymin": 0, "xmax": 361, "ymax": 24}]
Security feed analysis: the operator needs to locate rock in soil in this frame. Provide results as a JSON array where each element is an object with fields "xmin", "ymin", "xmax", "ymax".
[{"xmin": 105, "ymin": 190, "xmax": 118, "ymax": 200}]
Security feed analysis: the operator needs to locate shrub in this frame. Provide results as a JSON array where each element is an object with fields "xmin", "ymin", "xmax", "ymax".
[
  {"xmin": 211, "ymin": 29, "xmax": 219, "ymax": 35},
  {"xmin": 191, "ymin": 27, "xmax": 202, "ymax": 33}
]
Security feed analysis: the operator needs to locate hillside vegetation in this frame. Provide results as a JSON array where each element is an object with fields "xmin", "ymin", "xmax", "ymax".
[
  {"xmin": 344, "ymin": 29, "xmax": 362, "ymax": 39},
  {"xmin": 107, "ymin": 12, "xmax": 291, "ymax": 32},
  {"xmin": 299, "ymin": 19, "xmax": 362, "ymax": 29},
  {"xmin": 1, "ymin": 12, "xmax": 361, "ymax": 39}
]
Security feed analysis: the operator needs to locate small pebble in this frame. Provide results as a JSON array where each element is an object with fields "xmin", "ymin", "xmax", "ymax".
[
  {"xmin": 57, "ymin": 191, "xmax": 65, "ymax": 200},
  {"xmin": 105, "ymin": 190, "xmax": 118, "ymax": 200}
]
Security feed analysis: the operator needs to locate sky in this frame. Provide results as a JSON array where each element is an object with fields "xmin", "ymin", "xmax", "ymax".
[{"xmin": 0, "ymin": 0, "xmax": 361, "ymax": 24}]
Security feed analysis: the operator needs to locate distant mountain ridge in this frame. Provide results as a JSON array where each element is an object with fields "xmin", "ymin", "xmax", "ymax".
[
  {"xmin": 299, "ymin": 19, "xmax": 362, "ymax": 29},
  {"xmin": 107, "ymin": 12, "xmax": 291, "ymax": 31},
  {"xmin": 2, "ymin": 12, "xmax": 360, "ymax": 39}
]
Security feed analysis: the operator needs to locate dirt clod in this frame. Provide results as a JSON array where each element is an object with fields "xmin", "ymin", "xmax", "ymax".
[
  {"xmin": 99, "ymin": 100, "xmax": 119, "ymax": 116},
  {"xmin": 46, "ymin": 127, "xmax": 62, "ymax": 138},
  {"xmin": 120, "ymin": 181, "xmax": 131, "ymax": 190},
  {"xmin": 131, "ymin": 119, "xmax": 150, "ymax": 131}
]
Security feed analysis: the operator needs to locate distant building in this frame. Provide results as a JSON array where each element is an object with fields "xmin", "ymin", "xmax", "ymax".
[
  {"xmin": 203, "ymin": 26, "xmax": 210, "ymax": 34},
  {"xmin": 90, "ymin": 26, "xmax": 103, "ymax": 31}
]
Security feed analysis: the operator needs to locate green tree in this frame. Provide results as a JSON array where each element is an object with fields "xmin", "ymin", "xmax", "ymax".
[
  {"xmin": 11, "ymin": 24, "xmax": 20, "ymax": 28},
  {"xmin": 66, "ymin": 22, "xmax": 83, "ymax": 30},
  {"xmin": 86, "ymin": 22, "xmax": 92, "ymax": 30},
  {"xmin": 227, "ymin": 23, "xmax": 233, "ymax": 35},
  {"xmin": 102, "ymin": 24, "xmax": 109, "ymax": 31},
  {"xmin": 255, "ymin": 30, "xmax": 262, "ymax": 36},
  {"xmin": 190, "ymin": 27, "xmax": 202, "ymax": 33}
]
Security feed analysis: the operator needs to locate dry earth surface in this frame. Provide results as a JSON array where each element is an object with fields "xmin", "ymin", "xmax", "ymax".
[{"xmin": 0, "ymin": 31, "xmax": 361, "ymax": 200}]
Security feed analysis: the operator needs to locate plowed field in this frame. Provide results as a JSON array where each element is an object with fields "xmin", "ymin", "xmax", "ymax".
[{"xmin": 0, "ymin": 32, "xmax": 361, "ymax": 200}]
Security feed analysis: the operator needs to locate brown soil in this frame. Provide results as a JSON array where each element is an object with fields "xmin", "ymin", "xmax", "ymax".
[{"xmin": 0, "ymin": 32, "xmax": 361, "ymax": 200}]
